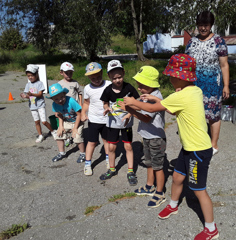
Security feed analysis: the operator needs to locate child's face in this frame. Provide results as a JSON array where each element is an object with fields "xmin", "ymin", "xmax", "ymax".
[
  {"xmin": 52, "ymin": 92, "xmax": 66, "ymax": 105},
  {"xmin": 170, "ymin": 76, "xmax": 181, "ymax": 89},
  {"xmin": 108, "ymin": 69, "xmax": 124, "ymax": 88},
  {"xmin": 60, "ymin": 70, "xmax": 73, "ymax": 81},
  {"xmin": 87, "ymin": 71, "xmax": 103, "ymax": 87},
  {"xmin": 136, "ymin": 81, "xmax": 154, "ymax": 94},
  {"xmin": 26, "ymin": 72, "xmax": 38, "ymax": 83}
]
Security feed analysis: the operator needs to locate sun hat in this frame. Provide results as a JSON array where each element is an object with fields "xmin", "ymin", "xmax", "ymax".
[
  {"xmin": 107, "ymin": 60, "xmax": 124, "ymax": 73},
  {"xmin": 163, "ymin": 54, "xmax": 197, "ymax": 82},
  {"xmin": 26, "ymin": 64, "xmax": 39, "ymax": 74},
  {"xmin": 60, "ymin": 62, "xmax": 74, "ymax": 71},
  {"xmin": 46, "ymin": 83, "xmax": 69, "ymax": 99},
  {"xmin": 85, "ymin": 62, "xmax": 102, "ymax": 76},
  {"xmin": 133, "ymin": 66, "xmax": 160, "ymax": 88}
]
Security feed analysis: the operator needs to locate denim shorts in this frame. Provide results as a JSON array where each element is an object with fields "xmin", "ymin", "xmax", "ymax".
[
  {"xmin": 174, "ymin": 147, "xmax": 212, "ymax": 191},
  {"xmin": 142, "ymin": 138, "xmax": 166, "ymax": 170}
]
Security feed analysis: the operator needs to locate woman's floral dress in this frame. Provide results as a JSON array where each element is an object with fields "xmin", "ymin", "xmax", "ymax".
[{"xmin": 185, "ymin": 34, "xmax": 228, "ymax": 121}]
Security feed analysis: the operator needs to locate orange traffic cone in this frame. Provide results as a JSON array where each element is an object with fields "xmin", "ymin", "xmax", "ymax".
[{"xmin": 8, "ymin": 92, "xmax": 14, "ymax": 101}]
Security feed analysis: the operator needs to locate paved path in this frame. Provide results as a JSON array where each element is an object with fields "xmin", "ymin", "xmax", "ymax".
[{"xmin": 0, "ymin": 72, "xmax": 235, "ymax": 240}]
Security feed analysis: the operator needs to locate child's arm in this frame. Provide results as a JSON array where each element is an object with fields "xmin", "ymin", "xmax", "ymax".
[
  {"xmin": 119, "ymin": 101, "xmax": 152, "ymax": 123},
  {"xmin": 79, "ymin": 94, "xmax": 83, "ymax": 106},
  {"xmin": 28, "ymin": 90, "xmax": 43, "ymax": 98},
  {"xmin": 81, "ymin": 99, "xmax": 89, "ymax": 121},
  {"xmin": 20, "ymin": 93, "xmax": 29, "ymax": 99},
  {"xmin": 57, "ymin": 116, "xmax": 65, "ymax": 137},
  {"xmin": 124, "ymin": 96, "xmax": 167, "ymax": 113},
  {"xmin": 72, "ymin": 111, "xmax": 81, "ymax": 138},
  {"xmin": 103, "ymin": 102, "xmax": 112, "ymax": 116}
]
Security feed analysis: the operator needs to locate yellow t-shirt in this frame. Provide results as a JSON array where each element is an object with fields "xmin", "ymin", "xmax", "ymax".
[{"xmin": 161, "ymin": 86, "xmax": 212, "ymax": 151}]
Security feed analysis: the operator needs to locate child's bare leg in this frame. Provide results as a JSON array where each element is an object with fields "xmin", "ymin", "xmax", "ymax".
[
  {"xmin": 85, "ymin": 142, "xmax": 97, "ymax": 160},
  {"xmin": 35, "ymin": 120, "xmax": 42, "ymax": 135},
  {"xmin": 102, "ymin": 138, "xmax": 109, "ymax": 155},
  {"xmin": 42, "ymin": 121, "xmax": 54, "ymax": 132},
  {"xmin": 155, "ymin": 169, "xmax": 165, "ymax": 192},
  {"xmin": 194, "ymin": 190, "xmax": 214, "ymax": 223},
  {"xmin": 108, "ymin": 143, "xmax": 117, "ymax": 168},
  {"xmin": 171, "ymin": 171, "xmax": 185, "ymax": 201},
  {"xmin": 124, "ymin": 142, "xmax": 133, "ymax": 169},
  {"xmin": 78, "ymin": 142, "xmax": 85, "ymax": 153},
  {"xmin": 57, "ymin": 140, "xmax": 65, "ymax": 153},
  {"xmin": 147, "ymin": 167, "xmax": 155, "ymax": 186}
]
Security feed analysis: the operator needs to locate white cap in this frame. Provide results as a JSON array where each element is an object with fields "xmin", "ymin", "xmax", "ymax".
[
  {"xmin": 107, "ymin": 60, "xmax": 123, "ymax": 73},
  {"xmin": 26, "ymin": 64, "xmax": 39, "ymax": 74},
  {"xmin": 60, "ymin": 62, "xmax": 74, "ymax": 71}
]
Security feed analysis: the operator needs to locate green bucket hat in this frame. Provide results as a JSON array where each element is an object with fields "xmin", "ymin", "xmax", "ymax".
[{"xmin": 133, "ymin": 66, "xmax": 160, "ymax": 88}]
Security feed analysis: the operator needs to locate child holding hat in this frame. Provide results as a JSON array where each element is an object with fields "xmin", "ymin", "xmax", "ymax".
[
  {"xmin": 20, "ymin": 64, "xmax": 57, "ymax": 143},
  {"xmin": 119, "ymin": 66, "xmax": 166, "ymax": 207},
  {"xmin": 46, "ymin": 83, "xmax": 82, "ymax": 162},
  {"xmin": 123, "ymin": 54, "xmax": 218, "ymax": 240}
]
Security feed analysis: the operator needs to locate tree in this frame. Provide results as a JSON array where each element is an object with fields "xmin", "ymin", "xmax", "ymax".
[{"xmin": 0, "ymin": 28, "xmax": 24, "ymax": 50}]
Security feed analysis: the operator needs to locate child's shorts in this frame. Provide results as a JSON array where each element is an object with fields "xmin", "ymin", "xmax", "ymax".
[
  {"xmin": 107, "ymin": 127, "xmax": 133, "ymax": 144},
  {"xmin": 31, "ymin": 107, "xmax": 47, "ymax": 122},
  {"xmin": 174, "ymin": 147, "xmax": 212, "ymax": 191},
  {"xmin": 54, "ymin": 121, "xmax": 84, "ymax": 143},
  {"xmin": 87, "ymin": 122, "xmax": 107, "ymax": 142},
  {"xmin": 143, "ymin": 138, "xmax": 166, "ymax": 171}
]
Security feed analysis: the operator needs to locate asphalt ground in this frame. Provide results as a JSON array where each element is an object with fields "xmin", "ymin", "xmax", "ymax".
[{"xmin": 0, "ymin": 71, "xmax": 235, "ymax": 240}]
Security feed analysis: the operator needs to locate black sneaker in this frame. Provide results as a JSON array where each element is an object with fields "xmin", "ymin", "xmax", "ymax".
[
  {"xmin": 127, "ymin": 172, "xmax": 138, "ymax": 186},
  {"xmin": 77, "ymin": 154, "xmax": 85, "ymax": 163},
  {"xmin": 100, "ymin": 169, "xmax": 117, "ymax": 180},
  {"xmin": 52, "ymin": 153, "xmax": 67, "ymax": 162}
]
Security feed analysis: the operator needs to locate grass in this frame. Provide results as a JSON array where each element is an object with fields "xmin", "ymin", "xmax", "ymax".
[
  {"xmin": 110, "ymin": 35, "xmax": 136, "ymax": 54},
  {"xmin": 108, "ymin": 192, "xmax": 136, "ymax": 202},
  {"xmin": 0, "ymin": 223, "xmax": 29, "ymax": 240},
  {"xmin": 84, "ymin": 206, "xmax": 101, "ymax": 216}
]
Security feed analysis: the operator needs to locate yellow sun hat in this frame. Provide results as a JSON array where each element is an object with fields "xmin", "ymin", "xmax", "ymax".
[{"xmin": 133, "ymin": 66, "xmax": 160, "ymax": 88}]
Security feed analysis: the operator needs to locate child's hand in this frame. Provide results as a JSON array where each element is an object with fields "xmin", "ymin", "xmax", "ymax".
[
  {"xmin": 123, "ymin": 96, "xmax": 135, "ymax": 106},
  {"xmin": 20, "ymin": 93, "xmax": 26, "ymax": 99},
  {"xmin": 81, "ymin": 114, "xmax": 88, "ymax": 122},
  {"xmin": 103, "ymin": 107, "xmax": 112, "ymax": 116},
  {"xmin": 72, "ymin": 128, "xmax": 77, "ymax": 138},
  {"xmin": 57, "ymin": 126, "xmax": 65, "ymax": 137},
  {"xmin": 122, "ymin": 113, "xmax": 131, "ymax": 127},
  {"xmin": 117, "ymin": 101, "xmax": 126, "ymax": 111},
  {"xmin": 28, "ymin": 91, "xmax": 33, "ymax": 97},
  {"xmin": 140, "ymin": 94, "xmax": 160, "ymax": 102}
]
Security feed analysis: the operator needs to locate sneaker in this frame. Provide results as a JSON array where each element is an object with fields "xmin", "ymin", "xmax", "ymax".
[
  {"xmin": 105, "ymin": 160, "xmax": 110, "ymax": 169},
  {"xmin": 52, "ymin": 153, "xmax": 67, "ymax": 162},
  {"xmin": 51, "ymin": 130, "xmax": 57, "ymax": 140},
  {"xmin": 84, "ymin": 165, "xmax": 93, "ymax": 176},
  {"xmin": 36, "ymin": 135, "xmax": 44, "ymax": 143},
  {"xmin": 65, "ymin": 138, "xmax": 70, "ymax": 147},
  {"xmin": 127, "ymin": 172, "xmax": 138, "ymax": 186},
  {"xmin": 194, "ymin": 224, "xmax": 219, "ymax": 240},
  {"xmin": 213, "ymin": 147, "xmax": 219, "ymax": 156},
  {"xmin": 77, "ymin": 154, "xmax": 86, "ymax": 163},
  {"xmin": 158, "ymin": 204, "xmax": 178, "ymax": 219},
  {"xmin": 134, "ymin": 185, "xmax": 155, "ymax": 196},
  {"xmin": 99, "ymin": 169, "xmax": 117, "ymax": 180},
  {"xmin": 147, "ymin": 192, "xmax": 166, "ymax": 208}
]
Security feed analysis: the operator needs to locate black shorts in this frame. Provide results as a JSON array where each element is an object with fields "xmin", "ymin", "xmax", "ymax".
[
  {"xmin": 143, "ymin": 138, "xmax": 166, "ymax": 171},
  {"xmin": 88, "ymin": 122, "xmax": 108, "ymax": 142},
  {"xmin": 107, "ymin": 127, "xmax": 133, "ymax": 144},
  {"xmin": 174, "ymin": 148, "xmax": 212, "ymax": 191}
]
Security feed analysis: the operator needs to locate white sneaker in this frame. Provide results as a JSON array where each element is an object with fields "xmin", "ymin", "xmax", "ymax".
[
  {"xmin": 51, "ymin": 130, "xmax": 57, "ymax": 140},
  {"xmin": 36, "ymin": 135, "xmax": 44, "ymax": 143},
  {"xmin": 84, "ymin": 165, "xmax": 93, "ymax": 176},
  {"xmin": 106, "ymin": 160, "xmax": 110, "ymax": 169}
]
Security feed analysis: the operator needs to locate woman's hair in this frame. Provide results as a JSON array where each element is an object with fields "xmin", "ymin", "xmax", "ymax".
[{"xmin": 196, "ymin": 10, "xmax": 215, "ymax": 26}]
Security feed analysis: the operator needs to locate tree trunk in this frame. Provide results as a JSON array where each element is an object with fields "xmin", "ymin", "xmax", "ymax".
[{"xmin": 131, "ymin": 0, "xmax": 147, "ymax": 61}]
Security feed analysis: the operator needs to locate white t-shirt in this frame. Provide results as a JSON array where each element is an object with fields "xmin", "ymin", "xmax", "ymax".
[
  {"xmin": 83, "ymin": 80, "xmax": 111, "ymax": 124},
  {"xmin": 138, "ymin": 89, "xmax": 166, "ymax": 139}
]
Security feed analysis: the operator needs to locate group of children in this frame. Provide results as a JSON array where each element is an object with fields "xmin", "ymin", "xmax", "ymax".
[{"xmin": 20, "ymin": 54, "xmax": 219, "ymax": 240}]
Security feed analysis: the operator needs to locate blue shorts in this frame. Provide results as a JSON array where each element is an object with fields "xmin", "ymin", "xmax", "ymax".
[{"xmin": 174, "ymin": 148, "xmax": 212, "ymax": 191}]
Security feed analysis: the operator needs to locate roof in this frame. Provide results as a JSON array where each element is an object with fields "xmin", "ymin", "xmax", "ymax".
[{"xmin": 223, "ymin": 36, "xmax": 236, "ymax": 45}]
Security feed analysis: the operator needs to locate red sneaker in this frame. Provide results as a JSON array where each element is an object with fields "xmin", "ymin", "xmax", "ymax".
[
  {"xmin": 158, "ymin": 204, "xmax": 178, "ymax": 219},
  {"xmin": 194, "ymin": 224, "xmax": 219, "ymax": 240}
]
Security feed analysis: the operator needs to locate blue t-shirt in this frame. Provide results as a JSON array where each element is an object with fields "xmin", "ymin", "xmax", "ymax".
[{"xmin": 52, "ymin": 96, "xmax": 81, "ymax": 122}]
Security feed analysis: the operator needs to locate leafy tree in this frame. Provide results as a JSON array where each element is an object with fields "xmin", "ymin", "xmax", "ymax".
[{"xmin": 0, "ymin": 28, "xmax": 24, "ymax": 50}]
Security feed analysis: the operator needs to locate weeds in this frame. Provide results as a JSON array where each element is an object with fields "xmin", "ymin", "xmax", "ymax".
[
  {"xmin": 0, "ymin": 223, "xmax": 29, "ymax": 240},
  {"xmin": 108, "ymin": 192, "xmax": 136, "ymax": 202},
  {"xmin": 84, "ymin": 206, "xmax": 101, "ymax": 216}
]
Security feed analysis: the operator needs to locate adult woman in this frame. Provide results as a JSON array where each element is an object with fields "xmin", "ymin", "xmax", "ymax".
[{"xmin": 185, "ymin": 10, "xmax": 230, "ymax": 155}]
